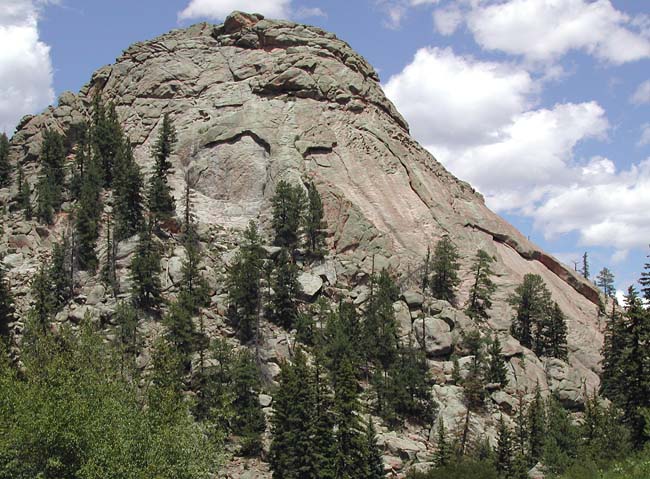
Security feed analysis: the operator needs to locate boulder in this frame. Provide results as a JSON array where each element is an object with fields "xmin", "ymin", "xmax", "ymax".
[
  {"xmin": 413, "ymin": 317, "xmax": 453, "ymax": 356},
  {"xmin": 377, "ymin": 432, "xmax": 425, "ymax": 460},
  {"xmin": 312, "ymin": 261, "xmax": 338, "ymax": 285},
  {"xmin": 544, "ymin": 357, "xmax": 599, "ymax": 409},
  {"xmin": 259, "ymin": 394, "xmax": 273, "ymax": 407},
  {"xmin": 85, "ymin": 284, "xmax": 106, "ymax": 306},
  {"xmin": 298, "ymin": 272, "xmax": 323, "ymax": 299},
  {"xmin": 402, "ymin": 290, "xmax": 424, "ymax": 308}
]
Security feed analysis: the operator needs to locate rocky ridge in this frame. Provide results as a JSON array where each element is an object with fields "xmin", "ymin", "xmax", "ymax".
[{"xmin": 2, "ymin": 11, "xmax": 608, "ymax": 476}]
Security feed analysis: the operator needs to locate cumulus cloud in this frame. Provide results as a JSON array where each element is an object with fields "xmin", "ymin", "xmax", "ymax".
[
  {"xmin": 466, "ymin": 0, "xmax": 650, "ymax": 64},
  {"xmin": 376, "ymin": 0, "xmax": 440, "ymax": 29},
  {"xmin": 178, "ymin": 0, "xmax": 294, "ymax": 21},
  {"xmin": 639, "ymin": 124, "xmax": 650, "ymax": 147},
  {"xmin": 0, "ymin": 0, "xmax": 55, "ymax": 135},
  {"xmin": 385, "ymin": 46, "xmax": 650, "ymax": 251},
  {"xmin": 433, "ymin": 5, "xmax": 462, "ymax": 36},
  {"xmin": 631, "ymin": 80, "xmax": 650, "ymax": 105}
]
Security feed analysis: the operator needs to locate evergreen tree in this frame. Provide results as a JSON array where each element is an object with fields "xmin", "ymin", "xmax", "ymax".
[
  {"xmin": 271, "ymin": 180, "xmax": 306, "ymax": 250},
  {"xmin": 543, "ymin": 302, "xmax": 568, "ymax": 360},
  {"xmin": 114, "ymin": 301, "xmax": 139, "ymax": 370},
  {"xmin": 466, "ymin": 249, "xmax": 496, "ymax": 320},
  {"xmin": 36, "ymin": 129, "xmax": 66, "ymax": 223},
  {"xmin": 527, "ymin": 384, "xmax": 546, "ymax": 465},
  {"xmin": 68, "ymin": 122, "xmax": 91, "ymax": 201},
  {"xmin": 226, "ymin": 222, "xmax": 264, "ymax": 343},
  {"xmin": 268, "ymin": 248, "xmax": 301, "ymax": 329},
  {"xmin": 486, "ymin": 334, "xmax": 509, "ymax": 387},
  {"xmin": 430, "ymin": 236, "xmax": 460, "ymax": 304},
  {"xmin": 364, "ymin": 268, "xmax": 400, "ymax": 371},
  {"xmin": 434, "ymin": 419, "xmax": 452, "ymax": 467},
  {"xmin": 0, "ymin": 132, "xmax": 11, "ymax": 187},
  {"xmin": 29, "ymin": 263, "xmax": 55, "ymax": 334},
  {"xmin": 16, "ymin": 164, "xmax": 32, "ymax": 220},
  {"xmin": 581, "ymin": 252, "xmax": 590, "ymax": 279},
  {"xmin": 640, "ymin": 246, "xmax": 650, "ymax": 302},
  {"xmin": 596, "ymin": 267, "xmax": 616, "ymax": 298},
  {"xmin": 0, "ymin": 265, "xmax": 15, "ymax": 340},
  {"xmin": 91, "ymin": 95, "xmax": 123, "ymax": 187},
  {"xmin": 322, "ymin": 301, "xmax": 364, "ymax": 374},
  {"xmin": 509, "ymin": 274, "xmax": 552, "ymax": 354},
  {"xmin": 230, "ymin": 348, "xmax": 266, "ymax": 455},
  {"xmin": 601, "ymin": 302, "xmax": 627, "ymax": 403},
  {"xmin": 113, "ymin": 141, "xmax": 144, "ymax": 241},
  {"xmin": 304, "ymin": 181, "xmax": 326, "ymax": 258},
  {"xmin": 129, "ymin": 220, "xmax": 162, "ymax": 310},
  {"xmin": 495, "ymin": 415, "xmax": 513, "ymax": 477},
  {"xmin": 49, "ymin": 235, "xmax": 73, "ymax": 309},
  {"xmin": 75, "ymin": 155, "xmax": 103, "ymax": 271},
  {"xmin": 101, "ymin": 214, "xmax": 118, "ymax": 296},
  {"xmin": 542, "ymin": 394, "xmax": 578, "ymax": 475},
  {"xmin": 178, "ymin": 228, "xmax": 210, "ymax": 315},
  {"xmin": 364, "ymin": 419, "xmax": 384, "ymax": 479},
  {"xmin": 147, "ymin": 113, "xmax": 177, "ymax": 221},
  {"xmin": 164, "ymin": 301, "xmax": 196, "ymax": 372}
]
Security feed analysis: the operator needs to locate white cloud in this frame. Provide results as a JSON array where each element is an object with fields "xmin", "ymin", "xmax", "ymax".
[
  {"xmin": 0, "ymin": 0, "xmax": 54, "ymax": 135},
  {"xmin": 376, "ymin": 0, "xmax": 440, "ymax": 29},
  {"xmin": 433, "ymin": 5, "xmax": 462, "ymax": 36},
  {"xmin": 631, "ymin": 80, "xmax": 650, "ymax": 105},
  {"xmin": 385, "ymin": 46, "xmax": 650, "ymax": 251},
  {"xmin": 178, "ymin": 0, "xmax": 293, "ymax": 21},
  {"xmin": 466, "ymin": 0, "xmax": 650, "ymax": 64}
]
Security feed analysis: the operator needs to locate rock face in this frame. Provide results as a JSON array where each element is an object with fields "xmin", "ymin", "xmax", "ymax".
[{"xmin": 4, "ymin": 10, "xmax": 607, "ymax": 476}]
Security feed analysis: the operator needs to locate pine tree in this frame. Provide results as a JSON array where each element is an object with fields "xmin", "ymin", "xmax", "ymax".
[
  {"xmin": 30, "ymin": 263, "xmax": 55, "ymax": 334},
  {"xmin": 466, "ymin": 249, "xmax": 496, "ymax": 320},
  {"xmin": 640, "ymin": 246, "xmax": 650, "ymax": 302},
  {"xmin": 91, "ymin": 95, "xmax": 123, "ymax": 187},
  {"xmin": 269, "ymin": 248, "xmax": 301, "ymax": 329},
  {"xmin": 68, "ymin": 122, "xmax": 90, "ymax": 201},
  {"xmin": 364, "ymin": 268, "xmax": 400, "ymax": 371},
  {"xmin": 581, "ymin": 252, "xmax": 590, "ymax": 279},
  {"xmin": 227, "ymin": 222, "xmax": 264, "ymax": 343},
  {"xmin": 16, "ymin": 164, "xmax": 32, "ymax": 220},
  {"xmin": 543, "ymin": 394, "xmax": 578, "ymax": 475},
  {"xmin": 0, "ymin": 265, "xmax": 15, "ymax": 340},
  {"xmin": 49, "ymin": 235, "xmax": 73, "ymax": 309},
  {"xmin": 114, "ymin": 301, "xmax": 139, "ymax": 370},
  {"xmin": 509, "ymin": 273, "xmax": 552, "ymax": 353},
  {"xmin": 0, "ymin": 132, "xmax": 11, "ymax": 187},
  {"xmin": 35, "ymin": 129, "xmax": 66, "ymax": 224},
  {"xmin": 434, "ymin": 418, "xmax": 452, "ymax": 467},
  {"xmin": 101, "ymin": 214, "xmax": 118, "ymax": 296},
  {"xmin": 147, "ymin": 113, "xmax": 176, "ymax": 221},
  {"xmin": 430, "ymin": 236, "xmax": 460, "ymax": 304},
  {"xmin": 596, "ymin": 267, "xmax": 616, "ymax": 298},
  {"xmin": 113, "ymin": 141, "xmax": 144, "ymax": 241},
  {"xmin": 271, "ymin": 180, "xmax": 306, "ymax": 250},
  {"xmin": 178, "ymin": 228, "xmax": 210, "ymax": 316},
  {"xmin": 544, "ymin": 302, "xmax": 568, "ymax": 360},
  {"xmin": 164, "ymin": 300, "xmax": 196, "ymax": 372},
  {"xmin": 75, "ymin": 155, "xmax": 103, "ymax": 271},
  {"xmin": 129, "ymin": 220, "xmax": 162, "ymax": 310},
  {"xmin": 495, "ymin": 415, "xmax": 513, "ymax": 477},
  {"xmin": 486, "ymin": 334, "xmax": 509, "ymax": 387},
  {"xmin": 527, "ymin": 384, "xmax": 546, "ymax": 465},
  {"xmin": 364, "ymin": 419, "xmax": 384, "ymax": 479},
  {"xmin": 304, "ymin": 181, "xmax": 326, "ymax": 258},
  {"xmin": 230, "ymin": 348, "xmax": 266, "ymax": 456}
]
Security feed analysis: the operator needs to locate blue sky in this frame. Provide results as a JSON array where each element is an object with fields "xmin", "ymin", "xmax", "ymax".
[{"xmin": 1, "ymin": 0, "xmax": 649, "ymax": 296}]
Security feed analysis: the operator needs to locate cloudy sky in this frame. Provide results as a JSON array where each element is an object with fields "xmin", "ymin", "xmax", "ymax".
[{"xmin": 1, "ymin": 0, "xmax": 649, "ymax": 294}]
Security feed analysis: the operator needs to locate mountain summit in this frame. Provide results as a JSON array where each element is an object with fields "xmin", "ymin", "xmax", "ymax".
[{"xmin": 4, "ymin": 11, "xmax": 607, "ymax": 475}]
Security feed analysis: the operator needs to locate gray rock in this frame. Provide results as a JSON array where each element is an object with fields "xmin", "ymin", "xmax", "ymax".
[
  {"xmin": 298, "ymin": 272, "xmax": 323, "ymax": 299},
  {"xmin": 402, "ymin": 290, "xmax": 424, "ymax": 308},
  {"xmin": 259, "ymin": 394, "xmax": 273, "ymax": 407},
  {"xmin": 85, "ymin": 284, "xmax": 106, "ymax": 306},
  {"xmin": 413, "ymin": 317, "xmax": 453, "ymax": 357},
  {"xmin": 312, "ymin": 261, "xmax": 338, "ymax": 285}
]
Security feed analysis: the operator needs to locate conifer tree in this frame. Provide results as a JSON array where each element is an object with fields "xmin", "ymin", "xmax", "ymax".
[
  {"xmin": 322, "ymin": 301, "xmax": 364, "ymax": 374},
  {"xmin": 271, "ymin": 180, "xmax": 306, "ymax": 250},
  {"xmin": 230, "ymin": 348, "xmax": 266, "ymax": 455},
  {"xmin": 164, "ymin": 300, "xmax": 196, "ymax": 372},
  {"xmin": 16, "ymin": 164, "xmax": 32, "ymax": 220},
  {"xmin": 364, "ymin": 268, "xmax": 400, "ymax": 371},
  {"xmin": 68, "ymin": 122, "xmax": 91, "ymax": 201},
  {"xmin": 542, "ymin": 394, "xmax": 578, "ymax": 475},
  {"xmin": 596, "ymin": 267, "xmax": 616, "ymax": 297},
  {"xmin": 543, "ymin": 302, "xmax": 568, "ymax": 360},
  {"xmin": 36, "ymin": 129, "xmax": 66, "ymax": 224},
  {"xmin": 115, "ymin": 301, "xmax": 139, "ymax": 370},
  {"xmin": 640, "ymin": 247, "xmax": 650, "ymax": 302},
  {"xmin": 129, "ymin": 220, "xmax": 162, "ymax": 310},
  {"xmin": 113, "ymin": 141, "xmax": 144, "ymax": 241},
  {"xmin": 269, "ymin": 248, "xmax": 301, "ymax": 329},
  {"xmin": 49, "ymin": 235, "xmax": 73, "ymax": 309},
  {"xmin": 486, "ymin": 334, "xmax": 509, "ymax": 387},
  {"xmin": 495, "ymin": 415, "xmax": 513, "ymax": 477},
  {"xmin": 0, "ymin": 265, "xmax": 15, "ymax": 340},
  {"xmin": 91, "ymin": 95, "xmax": 123, "ymax": 187},
  {"xmin": 147, "ymin": 113, "xmax": 176, "ymax": 221},
  {"xmin": 178, "ymin": 229, "xmax": 210, "ymax": 316},
  {"xmin": 0, "ymin": 132, "xmax": 11, "ymax": 187},
  {"xmin": 364, "ymin": 419, "xmax": 384, "ymax": 479},
  {"xmin": 304, "ymin": 181, "xmax": 326, "ymax": 258},
  {"xmin": 430, "ymin": 236, "xmax": 460, "ymax": 304},
  {"xmin": 509, "ymin": 273, "xmax": 552, "ymax": 353},
  {"xmin": 30, "ymin": 263, "xmax": 55, "ymax": 334},
  {"xmin": 466, "ymin": 249, "xmax": 496, "ymax": 320},
  {"xmin": 101, "ymin": 214, "xmax": 118, "ymax": 296},
  {"xmin": 527, "ymin": 384, "xmax": 546, "ymax": 465},
  {"xmin": 75, "ymin": 155, "xmax": 103, "ymax": 271},
  {"xmin": 581, "ymin": 252, "xmax": 590, "ymax": 279},
  {"xmin": 227, "ymin": 222, "xmax": 264, "ymax": 343},
  {"xmin": 434, "ymin": 419, "xmax": 452, "ymax": 467}
]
